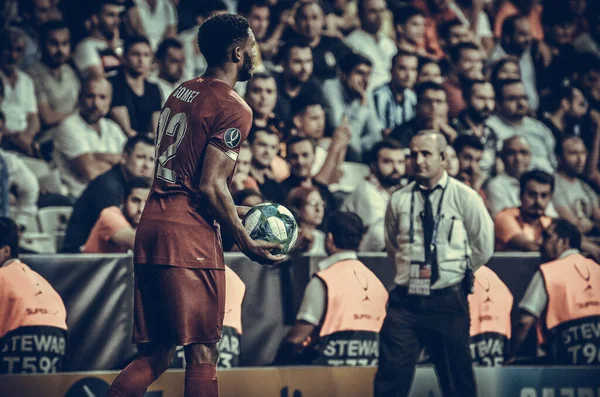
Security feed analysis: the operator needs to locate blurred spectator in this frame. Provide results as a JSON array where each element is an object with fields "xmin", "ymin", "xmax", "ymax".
[
  {"xmin": 323, "ymin": 52, "xmax": 383, "ymax": 162},
  {"xmin": 390, "ymin": 81, "xmax": 455, "ymax": 148},
  {"xmin": 540, "ymin": 5, "xmax": 579, "ymax": 88},
  {"xmin": 280, "ymin": 136, "xmax": 337, "ymax": 218},
  {"xmin": 416, "ymin": 58, "xmax": 443, "ymax": 84},
  {"xmin": 82, "ymin": 176, "xmax": 150, "ymax": 253},
  {"xmin": 54, "ymin": 77, "xmax": 126, "ymax": 198},
  {"xmin": 290, "ymin": 1, "xmax": 353, "ymax": 82},
  {"xmin": 0, "ymin": 217, "xmax": 67, "ymax": 374},
  {"xmin": 108, "ymin": 36, "xmax": 161, "ymax": 137},
  {"xmin": 393, "ymin": 5, "xmax": 432, "ymax": 59},
  {"xmin": 494, "ymin": 0, "xmax": 544, "ymax": 41},
  {"xmin": 447, "ymin": 0, "xmax": 494, "ymax": 52},
  {"xmin": 0, "ymin": 27, "xmax": 40, "ymax": 156},
  {"xmin": 489, "ymin": 15, "xmax": 541, "ymax": 110},
  {"xmin": 451, "ymin": 79, "xmax": 498, "ymax": 175},
  {"xmin": 286, "ymin": 186, "xmax": 327, "ymax": 255},
  {"xmin": 152, "ymin": 38, "xmax": 185, "ymax": 105},
  {"xmin": 62, "ymin": 134, "xmax": 154, "ymax": 253},
  {"xmin": 573, "ymin": 1, "xmax": 600, "ymax": 58},
  {"xmin": 290, "ymin": 97, "xmax": 329, "ymax": 174},
  {"xmin": 443, "ymin": 144, "xmax": 459, "ymax": 177},
  {"xmin": 486, "ymin": 79, "xmax": 556, "ymax": 173},
  {"xmin": 248, "ymin": 127, "xmax": 286, "ymax": 203},
  {"xmin": 541, "ymin": 84, "xmax": 588, "ymax": 142},
  {"xmin": 237, "ymin": 0, "xmax": 270, "ymax": 68},
  {"xmin": 454, "ymin": 134, "xmax": 485, "ymax": 193},
  {"xmin": 231, "ymin": 144, "xmax": 259, "ymax": 194},
  {"xmin": 0, "ymin": 112, "xmax": 39, "ymax": 229},
  {"xmin": 443, "ymin": 42, "xmax": 484, "ymax": 118},
  {"xmin": 437, "ymin": 19, "xmax": 474, "ymax": 54},
  {"xmin": 178, "ymin": 0, "xmax": 227, "ymax": 81},
  {"xmin": 275, "ymin": 211, "xmax": 387, "ymax": 365},
  {"xmin": 245, "ymin": 73, "xmax": 284, "ymax": 134},
  {"xmin": 488, "ymin": 56, "xmax": 522, "ymax": 84},
  {"xmin": 511, "ymin": 219, "xmax": 600, "ymax": 365},
  {"xmin": 26, "ymin": 21, "xmax": 80, "ymax": 132},
  {"xmin": 134, "ymin": 0, "xmax": 177, "ymax": 51},
  {"xmin": 553, "ymin": 135, "xmax": 600, "ymax": 236},
  {"xmin": 342, "ymin": 140, "xmax": 405, "ymax": 251},
  {"xmin": 18, "ymin": 0, "xmax": 62, "ymax": 70},
  {"xmin": 273, "ymin": 41, "xmax": 327, "ymax": 129},
  {"xmin": 234, "ymin": 188, "xmax": 265, "ymax": 208},
  {"xmin": 73, "ymin": 0, "xmax": 122, "ymax": 78},
  {"xmin": 495, "ymin": 170, "xmax": 553, "ymax": 252},
  {"xmin": 345, "ymin": 0, "xmax": 396, "ymax": 90},
  {"xmin": 373, "ymin": 50, "xmax": 418, "ymax": 135}
]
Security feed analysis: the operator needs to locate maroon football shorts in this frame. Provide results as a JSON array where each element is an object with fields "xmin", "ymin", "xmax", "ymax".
[{"xmin": 133, "ymin": 264, "xmax": 226, "ymax": 345}]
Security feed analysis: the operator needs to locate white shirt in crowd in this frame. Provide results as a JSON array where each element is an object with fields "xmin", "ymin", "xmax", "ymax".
[
  {"xmin": 0, "ymin": 149, "xmax": 39, "ymax": 228},
  {"xmin": 73, "ymin": 37, "xmax": 108, "ymax": 76},
  {"xmin": 345, "ymin": 29, "xmax": 397, "ymax": 91},
  {"xmin": 342, "ymin": 175, "xmax": 392, "ymax": 251},
  {"xmin": 149, "ymin": 74, "xmax": 181, "ymax": 106},
  {"xmin": 486, "ymin": 115, "xmax": 557, "ymax": 174},
  {"xmin": 385, "ymin": 171, "xmax": 494, "ymax": 289},
  {"xmin": 296, "ymin": 251, "xmax": 359, "ymax": 325},
  {"xmin": 53, "ymin": 113, "xmax": 126, "ymax": 198},
  {"xmin": 135, "ymin": 0, "xmax": 178, "ymax": 51},
  {"xmin": 27, "ymin": 62, "xmax": 80, "ymax": 116},
  {"xmin": 485, "ymin": 173, "xmax": 559, "ymax": 219},
  {"xmin": 518, "ymin": 249, "xmax": 581, "ymax": 317},
  {"xmin": 0, "ymin": 70, "xmax": 37, "ymax": 133},
  {"xmin": 178, "ymin": 27, "xmax": 207, "ymax": 82},
  {"xmin": 552, "ymin": 173, "xmax": 600, "ymax": 220},
  {"xmin": 447, "ymin": 3, "xmax": 493, "ymax": 41}
]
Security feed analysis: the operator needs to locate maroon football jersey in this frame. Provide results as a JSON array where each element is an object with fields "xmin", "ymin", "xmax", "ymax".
[{"xmin": 134, "ymin": 77, "xmax": 252, "ymax": 269}]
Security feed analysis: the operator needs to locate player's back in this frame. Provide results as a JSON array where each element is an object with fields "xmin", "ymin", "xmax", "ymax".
[{"xmin": 135, "ymin": 77, "xmax": 252, "ymax": 269}]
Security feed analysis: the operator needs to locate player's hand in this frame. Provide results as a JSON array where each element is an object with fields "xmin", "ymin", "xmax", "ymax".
[{"xmin": 242, "ymin": 238, "xmax": 286, "ymax": 266}]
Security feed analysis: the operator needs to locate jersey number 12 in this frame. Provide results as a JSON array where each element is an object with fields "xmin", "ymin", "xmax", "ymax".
[{"xmin": 156, "ymin": 107, "xmax": 188, "ymax": 183}]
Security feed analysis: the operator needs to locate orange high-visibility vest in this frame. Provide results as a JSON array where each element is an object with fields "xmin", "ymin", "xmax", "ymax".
[
  {"xmin": 468, "ymin": 266, "xmax": 513, "ymax": 367},
  {"xmin": 0, "ymin": 260, "xmax": 68, "ymax": 374},
  {"xmin": 218, "ymin": 265, "xmax": 246, "ymax": 369},
  {"xmin": 539, "ymin": 253, "xmax": 600, "ymax": 365},
  {"xmin": 313, "ymin": 259, "xmax": 388, "ymax": 367}
]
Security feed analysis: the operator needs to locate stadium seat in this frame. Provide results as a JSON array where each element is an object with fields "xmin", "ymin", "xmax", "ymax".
[
  {"xmin": 9, "ymin": 206, "xmax": 40, "ymax": 233},
  {"xmin": 38, "ymin": 170, "xmax": 66, "ymax": 196},
  {"xmin": 20, "ymin": 232, "xmax": 56, "ymax": 254},
  {"xmin": 17, "ymin": 155, "xmax": 51, "ymax": 179},
  {"xmin": 37, "ymin": 207, "xmax": 72, "ymax": 234}
]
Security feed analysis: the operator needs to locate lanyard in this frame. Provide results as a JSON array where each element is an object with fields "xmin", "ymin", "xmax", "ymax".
[{"xmin": 408, "ymin": 181, "xmax": 447, "ymax": 245}]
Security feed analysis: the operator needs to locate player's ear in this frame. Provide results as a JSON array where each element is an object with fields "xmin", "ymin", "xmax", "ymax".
[{"xmin": 233, "ymin": 45, "xmax": 243, "ymax": 64}]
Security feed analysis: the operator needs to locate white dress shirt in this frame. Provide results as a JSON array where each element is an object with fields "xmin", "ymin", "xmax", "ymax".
[
  {"xmin": 345, "ymin": 30, "xmax": 397, "ymax": 91},
  {"xmin": 385, "ymin": 171, "xmax": 494, "ymax": 289}
]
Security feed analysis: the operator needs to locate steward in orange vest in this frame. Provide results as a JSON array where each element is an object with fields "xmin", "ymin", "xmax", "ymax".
[
  {"xmin": 468, "ymin": 266, "xmax": 513, "ymax": 366},
  {"xmin": 0, "ymin": 218, "xmax": 68, "ymax": 374},
  {"xmin": 510, "ymin": 219, "xmax": 600, "ymax": 365},
  {"xmin": 274, "ymin": 211, "xmax": 389, "ymax": 366},
  {"xmin": 170, "ymin": 265, "xmax": 246, "ymax": 369}
]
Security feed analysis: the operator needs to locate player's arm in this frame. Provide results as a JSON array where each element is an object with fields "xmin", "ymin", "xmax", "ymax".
[{"xmin": 199, "ymin": 145, "xmax": 284, "ymax": 265}]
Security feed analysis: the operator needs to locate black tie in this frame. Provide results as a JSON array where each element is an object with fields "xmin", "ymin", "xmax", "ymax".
[{"xmin": 422, "ymin": 189, "xmax": 439, "ymax": 283}]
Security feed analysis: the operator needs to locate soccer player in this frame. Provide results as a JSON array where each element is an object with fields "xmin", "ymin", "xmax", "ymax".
[{"xmin": 107, "ymin": 14, "xmax": 284, "ymax": 397}]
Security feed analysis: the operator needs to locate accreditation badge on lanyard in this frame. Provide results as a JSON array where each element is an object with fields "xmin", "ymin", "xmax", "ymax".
[{"xmin": 407, "ymin": 185, "xmax": 445, "ymax": 296}]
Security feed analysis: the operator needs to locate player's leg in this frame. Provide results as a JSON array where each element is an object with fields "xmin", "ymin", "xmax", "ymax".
[
  {"xmin": 107, "ymin": 343, "xmax": 176, "ymax": 397},
  {"xmin": 183, "ymin": 342, "xmax": 220, "ymax": 397}
]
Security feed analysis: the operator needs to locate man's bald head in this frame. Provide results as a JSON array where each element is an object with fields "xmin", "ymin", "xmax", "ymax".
[
  {"xmin": 409, "ymin": 130, "xmax": 447, "ymax": 185},
  {"xmin": 412, "ymin": 130, "xmax": 448, "ymax": 153},
  {"xmin": 79, "ymin": 76, "xmax": 113, "ymax": 124},
  {"xmin": 501, "ymin": 135, "xmax": 532, "ymax": 178}
]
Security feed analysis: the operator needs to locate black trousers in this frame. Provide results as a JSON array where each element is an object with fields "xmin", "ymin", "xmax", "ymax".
[{"xmin": 374, "ymin": 284, "xmax": 476, "ymax": 397}]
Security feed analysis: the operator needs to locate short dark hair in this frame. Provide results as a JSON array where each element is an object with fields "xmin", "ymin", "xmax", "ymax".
[
  {"xmin": 291, "ymin": 95, "xmax": 324, "ymax": 118},
  {"xmin": 295, "ymin": 1, "xmax": 324, "ymax": 22},
  {"xmin": 124, "ymin": 134, "xmax": 154, "ymax": 155},
  {"xmin": 156, "ymin": 38, "xmax": 183, "ymax": 61},
  {"xmin": 38, "ymin": 20, "xmax": 69, "ymax": 43},
  {"xmin": 278, "ymin": 40, "xmax": 311, "ymax": 64},
  {"xmin": 502, "ymin": 14, "xmax": 528, "ymax": 38},
  {"xmin": 238, "ymin": 0, "xmax": 269, "ymax": 16},
  {"xmin": 415, "ymin": 81, "xmax": 446, "ymax": 101},
  {"xmin": 489, "ymin": 56, "xmax": 521, "ymax": 86},
  {"xmin": 124, "ymin": 35, "xmax": 151, "ymax": 54},
  {"xmin": 448, "ymin": 42, "xmax": 480, "ymax": 64},
  {"xmin": 195, "ymin": 0, "xmax": 228, "ymax": 17},
  {"xmin": 125, "ymin": 176, "xmax": 151, "ymax": 199},
  {"xmin": 453, "ymin": 134, "xmax": 484, "ymax": 155},
  {"xmin": 438, "ymin": 19, "xmax": 464, "ymax": 42},
  {"xmin": 197, "ymin": 14, "xmax": 251, "ymax": 67},
  {"xmin": 548, "ymin": 218, "xmax": 582, "ymax": 251},
  {"xmin": 542, "ymin": 4, "xmax": 576, "ymax": 29},
  {"xmin": 0, "ymin": 217, "xmax": 19, "ymax": 259},
  {"xmin": 417, "ymin": 58, "xmax": 440, "ymax": 75},
  {"xmin": 494, "ymin": 78, "xmax": 524, "ymax": 101},
  {"xmin": 463, "ymin": 79, "xmax": 490, "ymax": 102},
  {"xmin": 286, "ymin": 135, "xmax": 316, "ymax": 153},
  {"xmin": 246, "ymin": 71, "xmax": 276, "ymax": 91},
  {"xmin": 574, "ymin": 53, "xmax": 600, "ymax": 78},
  {"xmin": 543, "ymin": 83, "xmax": 578, "ymax": 113},
  {"xmin": 326, "ymin": 211, "xmax": 368, "ymax": 250},
  {"xmin": 555, "ymin": 134, "xmax": 584, "ymax": 158},
  {"xmin": 234, "ymin": 188, "xmax": 265, "ymax": 206},
  {"xmin": 368, "ymin": 139, "xmax": 405, "ymax": 164},
  {"xmin": 392, "ymin": 50, "xmax": 419, "ymax": 68},
  {"xmin": 393, "ymin": 5, "xmax": 424, "ymax": 26},
  {"xmin": 92, "ymin": 0, "xmax": 123, "ymax": 16},
  {"xmin": 247, "ymin": 126, "xmax": 280, "ymax": 144},
  {"xmin": 340, "ymin": 51, "xmax": 372, "ymax": 75},
  {"xmin": 519, "ymin": 170, "xmax": 555, "ymax": 194}
]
